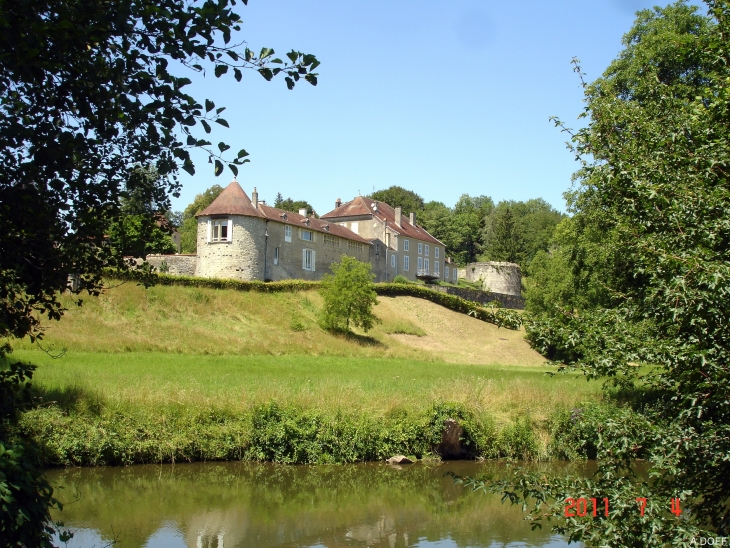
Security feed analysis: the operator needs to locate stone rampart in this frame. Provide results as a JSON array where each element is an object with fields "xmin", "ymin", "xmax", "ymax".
[
  {"xmin": 431, "ymin": 285, "xmax": 524, "ymax": 310},
  {"xmin": 146, "ymin": 254, "xmax": 198, "ymax": 276},
  {"xmin": 463, "ymin": 262, "xmax": 522, "ymax": 297}
]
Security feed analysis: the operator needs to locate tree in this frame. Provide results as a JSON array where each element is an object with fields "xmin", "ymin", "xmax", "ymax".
[
  {"xmin": 319, "ymin": 256, "xmax": 379, "ymax": 333},
  {"xmin": 468, "ymin": 2, "xmax": 730, "ymax": 545},
  {"xmin": 369, "ymin": 186, "xmax": 424, "ymax": 215},
  {"xmin": 178, "ymin": 184, "xmax": 225, "ymax": 253},
  {"xmin": 274, "ymin": 196, "xmax": 318, "ymax": 217},
  {"xmin": 481, "ymin": 206, "xmax": 523, "ymax": 264},
  {"xmin": 444, "ymin": 194, "xmax": 493, "ymax": 265},
  {"xmin": 0, "ymin": 0, "xmax": 319, "ymax": 543}
]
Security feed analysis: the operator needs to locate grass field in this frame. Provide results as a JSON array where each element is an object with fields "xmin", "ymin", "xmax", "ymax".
[{"xmin": 6, "ymin": 282, "xmax": 607, "ymax": 465}]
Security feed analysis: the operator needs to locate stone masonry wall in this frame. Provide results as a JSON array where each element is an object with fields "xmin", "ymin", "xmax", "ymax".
[
  {"xmin": 146, "ymin": 254, "xmax": 197, "ymax": 276},
  {"xmin": 195, "ymin": 215, "xmax": 267, "ymax": 280},
  {"xmin": 463, "ymin": 262, "xmax": 522, "ymax": 297},
  {"xmin": 431, "ymin": 285, "xmax": 524, "ymax": 310}
]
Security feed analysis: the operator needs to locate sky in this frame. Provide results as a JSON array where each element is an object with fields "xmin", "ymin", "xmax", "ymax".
[{"xmin": 172, "ymin": 0, "xmax": 706, "ymax": 216}]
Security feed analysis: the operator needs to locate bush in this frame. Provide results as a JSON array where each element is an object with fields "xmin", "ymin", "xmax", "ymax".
[
  {"xmin": 319, "ymin": 257, "xmax": 379, "ymax": 333},
  {"xmin": 392, "ymin": 275, "xmax": 411, "ymax": 284}
]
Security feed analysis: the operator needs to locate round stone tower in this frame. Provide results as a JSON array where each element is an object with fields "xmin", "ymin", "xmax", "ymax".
[
  {"xmin": 194, "ymin": 180, "xmax": 267, "ymax": 280},
  {"xmin": 464, "ymin": 261, "xmax": 522, "ymax": 296}
]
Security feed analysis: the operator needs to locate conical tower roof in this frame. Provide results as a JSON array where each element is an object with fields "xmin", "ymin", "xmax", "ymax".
[{"xmin": 195, "ymin": 180, "xmax": 264, "ymax": 218}]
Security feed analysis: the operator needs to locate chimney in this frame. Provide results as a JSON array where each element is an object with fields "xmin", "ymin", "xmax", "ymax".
[
  {"xmin": 299, "ymin": 208, "xmax": 307, "ymax": 217},
  {"xmin": 252, "ymin": 187, "xmax": 258, "ymax": 208},
  {"xmin": 410, "ymin": 212, "xmax": 416, "ymax": 226},
  {"xmin": 395, "ymin": 206, "xmax": 402, "ymax": 227},
  {"xmin": 335, "ymin": 198, "xmax": 342, "ymax": 209}
]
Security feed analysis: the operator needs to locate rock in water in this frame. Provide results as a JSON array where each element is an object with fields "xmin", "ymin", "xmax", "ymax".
[{"xmin": 386, "ymin": 455, "xmax": 413, "ymax": 464}]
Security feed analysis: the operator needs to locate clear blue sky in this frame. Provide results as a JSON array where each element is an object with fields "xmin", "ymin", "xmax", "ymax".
[{"xmin": 172, "ymin": 0, "xmax": 705, "ymax": 215}]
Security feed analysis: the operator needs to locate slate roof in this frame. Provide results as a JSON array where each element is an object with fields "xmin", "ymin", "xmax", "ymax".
[
  {"xmin": 196, "ymin": 180, "xmax": 265, "ymax": 218},
  {"xmin": 321, "ymin": 196, "xmax": 445, "ymax": 247}
]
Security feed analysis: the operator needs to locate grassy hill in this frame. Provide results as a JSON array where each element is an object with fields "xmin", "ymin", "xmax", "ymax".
[{"xmin": 7, "ymin": 282, "xmax": 606, "ymax": 466}]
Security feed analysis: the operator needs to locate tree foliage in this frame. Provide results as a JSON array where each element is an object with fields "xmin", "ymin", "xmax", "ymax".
[
  {"xmin": 319, "ymin": 256, "xmax": 379, "ymax": 333},
  {"xmin": 477, "ymin": 2, "xmax": 730, "ymax": 544},
  {"xmin": 274, "ymin": 195, "xmax": 318, "ymax": 217},
  {"xmin": 369, "ymin": 186, "xmax": 424, "ymax": 216}
]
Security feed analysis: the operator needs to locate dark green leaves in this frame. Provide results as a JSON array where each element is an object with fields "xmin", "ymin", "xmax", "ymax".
[
  {"xmin": 214, "ymin": 159, "xmax": 224, "ymax": 176},
  {"xmin": 205, "ymin": 99, "xmax": 215, "ymax": 112},
  {"xmin": 214, "ymin": 64, "xmax": 228, "ymax": 77},
  {"xmin": 217, "ymin": 142, "xmax": 230, "ymax": 153}
]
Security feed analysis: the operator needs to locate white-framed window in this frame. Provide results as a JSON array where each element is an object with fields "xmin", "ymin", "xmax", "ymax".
[
  {"xmin": 391, "ymin": 254, "xmax": 396, "ymax": 268},
  {"xmin": 417, "ymin": 257, "xmax": 423, "ymax": 271},
  {"xmin": 424, "ymin": 258, "xmax": 430, "ymax": 273},
  {"xmin": 404, "ymin": 256, "xmax": 409, "ymax": 271},
  {"xmin": 445, "ymin": 266, "xmax": 449, "ymax": 279},
  {"xmin": 425, "ymin": 244, "xmax": 430, "ymax": 256},
  {"xmin": 348, "ymin": 241, "xmax": 363, "ymax": 253},
  {"xmin": 274, "ymin": 247, "xmax": 279, "ymax": 266},
  {"xmin": 435, "ymin": 261, "xmax": 439, "ymax": 275},
  {"xmin": 404, "ymin": 239, "xmax": 409, "ymax": 252},
  {"xmin": 208, "ymin": 219, "xmax": 232, "ymax": 243},
  {"xmin": 301, "ymin": 229, "xmax": 314, "ymax": 242},
  {"xmin": 418, "ymin": 243, "xmax": 423, "ymax": 255},
  {"xmin": 323, "ymin": 234, "xmax": 339, "ymax": 247},
  {"xmin": 285, "ymin": 225, "xmax": 292, "ymax": 242},
  {"xmin": 302, "ymin": 249, "xmax": 315, "ymax": 271},
  {"xmin": 435, "ymin": 247, "xmax": 439, "ymax": 259}
]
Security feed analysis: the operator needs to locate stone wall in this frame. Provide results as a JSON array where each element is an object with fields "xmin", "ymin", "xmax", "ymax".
[
  {"xmin": 431, "ymin": 285, "xmax": 525, "ymax": 310},
  {"xmin": 195, "ymin": 215, "xmax": 267, "ymax": 280},
  {"xmin": 462, "ymin": 262, "xmax": 522, "ymax": 297},
  {"xmin": 146, "ymin": 254, "xmax": 197, "ymax": 276}
]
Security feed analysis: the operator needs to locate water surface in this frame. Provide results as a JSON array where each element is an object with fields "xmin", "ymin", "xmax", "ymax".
[{"xmin": 46, "ymin": 461, "xmax": 590, "ymax": 548}]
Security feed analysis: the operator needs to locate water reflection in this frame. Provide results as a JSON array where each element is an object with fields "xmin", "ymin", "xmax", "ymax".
[{"xmin": 46, "ymin": 461, "xmax": 591, "ymax": 548}]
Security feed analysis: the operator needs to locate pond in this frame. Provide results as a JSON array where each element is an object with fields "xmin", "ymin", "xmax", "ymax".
[{"xmin": 46, "ymin": 461, "xmax": 592, "ymax": 548}]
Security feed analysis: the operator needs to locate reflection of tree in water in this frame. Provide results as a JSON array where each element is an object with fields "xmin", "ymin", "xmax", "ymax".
[{"xmin": 47, "ymin": 461, "xmax": 588, "ymax": 547}]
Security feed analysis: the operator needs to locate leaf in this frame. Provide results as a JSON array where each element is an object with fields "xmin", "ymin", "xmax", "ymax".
[
  {"xmin": 214, "ymin": 65, "xmax": 228, "ymax": 77},
  {"xmin": 245, "ymin": 48, "xmax": 253, "ymax": 61},
  {"xmin": 260, "ymin": 47, "xmax": 274, "ymax": 59},
  {"xmin": 229, "ymin": 164, "xmax": 239, "ymax": 177},
  {"xmin": 201, "ymin": 120, "xmax": 211, "ymax": 134},
  {"xmin": 205, "ymin": 99, "xmax": 215, "ymax": 113},
  {"xmin": 286, "ymin": 51, "xmax": 298, "ymax": 63},
  {"xmin": 215, "ymin": 118, "xmax": 230, "ymax": 128},
  {"xmin": 237, "ymin": 149, "xmax": 249, "ymax": 159},
  {"xmin": 226, "ymin": 51, "xmax": 239, "ymax": 62},
  {"xmin": 305, "ymin": 73, "xmax": 318, "ymax": 86},
  {"xmin": 214, "ymin": 159, "xmax": 224, "ymax": 176},
  {"xmin": 186, "ymin": 135, "xmax": 196, "ymax": 146},
  {"xmin": 215, "ymin": 107, "xmax": 226, "ymax": 115},
  {"xmin": 218, "ymin": 142, "xmax": 231, "ymax": 153},
  {"xmin": 182, "ymin": 160, "xmax": 195, "ymax": 176},
  {"xmin": 234, "ymin": 68, "xmax": 242, "ymax": 82},
  {"xmin": 271, "ymin": 58, "xmax": 283, "ymax": 64},
  {"xmin": 285, "ymin": 77, "xmax": 294, "ymax": 90},
  {"xmin": 258, "ymin": 68, "xmax": 273, "ymax": 81}
]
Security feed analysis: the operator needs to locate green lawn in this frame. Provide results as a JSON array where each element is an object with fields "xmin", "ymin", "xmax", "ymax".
[{"xmin": 16, "ymin": 350, "xmax": 601, "ymax": 423}]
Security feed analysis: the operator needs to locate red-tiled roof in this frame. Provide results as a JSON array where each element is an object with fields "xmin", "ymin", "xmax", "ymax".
[
  {"xmin": 322, "ymin": 196, "xmax": 445, "ymax": 247},
  {"xmin": 257, "ymin": 203, "xmax": 371, "ymax": 244},
  {"xmin": 196, "ymin": 180, "xmax": 264, "ymax": 218}
]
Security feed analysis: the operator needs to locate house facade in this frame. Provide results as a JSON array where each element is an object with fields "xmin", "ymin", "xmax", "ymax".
[{"xmin": 320, "ymin": 196, "xmax": 459, "ymax": 284}]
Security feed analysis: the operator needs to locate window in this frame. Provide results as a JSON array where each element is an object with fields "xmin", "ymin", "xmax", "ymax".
[
  {"xmin": 285, "ymin": 225, "xmax": 292, "ymax": 242},
  {"xmin": 274, "ymin": 247, "xmax": 279, "ymax": 265},
  {"xmin": 391, "ymin": 254, "xmax": 396, "ymax": 268},
  {"xmin": 323, "ymin": 234, "xmax": 340, "ymax": 247},
  {"xmin": 445, "ymin": 266, "xmax": 449, "ymax": 279},
  {"xmin": 417, "ymin": 257, "xmax": 423, "ymax": 271},
  {"xmin": 301, "ymin": 229, "xmax": 313, "ymax": 242},
  {"xmin": 418, "ymin": 243, "xmax": 423, "ymax": 255},
  {"xmin": 348, "ymin": 241, "xmax": 363, "ymax": 253},
  {"xmin": 435, "ymin": 247, "xmax": 439, "ymax": 259},
  {"xmin": 209, "ymin": 219, "xmax": 231, "ymax": 242},
  {"xmin": 404, "ymin": 239, "xmax": 409, "ymax": 252},
  {"xmin": 404, "ymin": 256, "xmax": 409, "ymax": 271},
  {"xmin": 425, "ymin": 244, "xmax": 430, "ymax": 256},
  {"xmin": 434, "ymin": 261, "xmax": 439, "ymax": 275},
  {"xmin": 351, "ymin": 222, "xmax": 359, "ymax": 234},
  {"xmin": 453, "ymin": 269, "xmax": 458, "ymax": 282},
  {"xmin": 424, "ymin": 258, "xmax": 430, "ymax": 273},
  {"xmin": 302, "ymin": 249, "xmax": 315, "ymax": 271}
]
